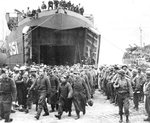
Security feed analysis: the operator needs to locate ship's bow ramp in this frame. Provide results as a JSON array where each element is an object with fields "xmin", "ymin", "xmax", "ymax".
[{"xmin": 7, "ymin": 9, "xmax": 100, "ymax": 66}]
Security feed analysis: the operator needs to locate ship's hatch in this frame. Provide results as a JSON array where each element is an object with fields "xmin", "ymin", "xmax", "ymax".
[{"xmin": 40, "ymin": 45, "xmax": 75, "ymax": 65}]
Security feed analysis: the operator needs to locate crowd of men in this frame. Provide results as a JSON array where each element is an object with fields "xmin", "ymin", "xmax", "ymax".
[
  {"xmin": 0, "ymin": 63, "xmax": 96, "ymax": 122},
  {"xmin": 2, "ymin": 62, "xmax": 150, "ymax": 122},
  {"xmin": 21, "ymin": 0, "xmax": 84, "ymax": 19},
  {"xmin": 98, "ymin": 64, "xmax": 150, "ymax": 123}
]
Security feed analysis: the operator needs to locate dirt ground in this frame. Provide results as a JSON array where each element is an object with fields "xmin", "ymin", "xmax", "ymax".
[{"xmin": 0, "ymin": 90, "xmax": 147, "ymax": 123}]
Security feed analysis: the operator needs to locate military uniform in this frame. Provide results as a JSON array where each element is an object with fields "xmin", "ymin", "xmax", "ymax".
[
  {"xmin": 114, "ymin": 70, "xmax": 133, "ymax": 123},
  {"xmin": 0, "ymin": 72, "xmax": 17, "ymax": 122},
  {"xmin": 48, "ymin": 74, "xmax": 60, "ymax": 112},
  {"xmin": 72, "ymin": 75, "xmax": 90, "ymax": 119},
  {"xmin": 132, "ymin": 72, "xmax": 146, "ymax": 110},
  {"xmin": 35, "ymin": 75, "xmax": 51, "ymax": 120},
  {"xmin": 15, "ymin": 73, "xmax": 27, "ymax": 110},
  {"xmin": 55, "ymin": 78, "xmax": 73, "ymax": 119},
  {"xmin": 144, "ymin": 69, "xmax": 150, "ymax": 121}
]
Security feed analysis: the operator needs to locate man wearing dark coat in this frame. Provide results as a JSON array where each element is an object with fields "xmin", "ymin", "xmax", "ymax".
[
  {"xmin": 15, "ymin": 68, "xmax": 27, "ymax": 111},
  {"xmin": 34, "ymin": 69, "xmax": 51, "ymax": 120},
  {"xmin": 0, "ymin": 69, "xmax": 17, "ymax": 122},
  {"xmin": 132, "ymin": 68, "xmax": 146, "ymax": 111},
  {"xmin": 55, "ymin": 75, "xmax": 73, "ymax": 119},
  {"xmin": 72, "ymin": 72, "xmax": 90, "ymax": 119},
  {"xmin": 48, "ymin": 72, "xmax": 60, "ymax": 112}
]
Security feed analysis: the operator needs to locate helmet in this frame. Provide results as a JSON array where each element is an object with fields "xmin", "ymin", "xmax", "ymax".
[
  {"xmin": 14, "ymin": 66, "xmax": 19, "ymax": 71},
  {"xmin": 146, "ymin": 68, "xmax": 150, "ymax": 73},
  {"xmin": 132, "ymin": 69, "xmax": 138, "ymax": 74},
  {"xmin": 121, "ymin": 64, "xmax": 127, "ymax": 69},
  {"xmin": 118, "ymin": 69, "xmax": 125, "ymax": 76},
  {"xmin": 88, "ymin": 99, "xmax": 93, "ymax": 106}
]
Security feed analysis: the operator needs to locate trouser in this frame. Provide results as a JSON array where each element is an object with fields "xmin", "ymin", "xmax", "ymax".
[
  {"xmin": 140, "ymin": 91, "xmax": 144, "ymax": 101},
  {"xmin": 36, "ymin": 92, "xmax": 48, "ymax": 117},
  {"xmin": 48, "ymin": 5, "xmax": 53, "ymax": 10},
  {"xmin": 117, "ymin": 93, "xmax": 129, "ymax": 116},
  {"xmin": 26, "ymin": 91, "xmax": 34, "ymax": 109},
  {"xmin": 0, "ymin": 101, "xmax": 12, "ymax": 120},
  {"xmin": 133, "ymin": 92, "xmax": 140, "ymax": 108},
  {"xmin": 57, "ymin": 97, "xmax": 72, "ymax": 116},
  {"xmin": 145, "ymin": 95, "xmax": 150, "ymax": 117}
]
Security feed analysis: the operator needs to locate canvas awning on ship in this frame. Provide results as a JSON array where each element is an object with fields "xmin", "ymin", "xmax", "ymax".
[{"xmin": 20, "ymin": 9, "xmax": 94, "ymax": 30}]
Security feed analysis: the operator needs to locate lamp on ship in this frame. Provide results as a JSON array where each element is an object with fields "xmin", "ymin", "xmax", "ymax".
[{"xmin": 22, "ymin": 26, "xmax": 30, "ymax": 65}]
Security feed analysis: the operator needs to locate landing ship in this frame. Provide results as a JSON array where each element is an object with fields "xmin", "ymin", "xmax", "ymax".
[{"xmin": 5, "ymin": 8, "xmax": 101, "ymax": 66}]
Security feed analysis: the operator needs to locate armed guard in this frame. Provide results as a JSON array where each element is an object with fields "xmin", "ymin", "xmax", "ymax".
[{"xmin": 114, "ymin": 69, "xmax": 133, "ymax": 123}]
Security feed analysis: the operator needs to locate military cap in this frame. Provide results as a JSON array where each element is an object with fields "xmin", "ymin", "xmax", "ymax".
[
  {"xmin": 19, "ymin": 66, "xmax": 26, "ymax": 71},
  {"xmin": 118, "ymin": 69, "xmax": 125, "ymax": 76},
  {"xmin": 30, "ymin": 67, "xmax": 37, "ymax": 72},
  {"xmin": 146, "ymin": 68, "xmax": 150, "ymax": 73},
  {"xmin": 13, "ymin": 66, "xmax": 19, "ymax": 71},
  {"xmin": 15, "ymin": 64, "xmax": 20, "ymax": 67},
  {"xmin": 121, "ymin": 64, "xmax": 127, "ymax": 69},
  {"xmin": 132, "ymin": 69, "xmax": 138, "ymax": 74}
]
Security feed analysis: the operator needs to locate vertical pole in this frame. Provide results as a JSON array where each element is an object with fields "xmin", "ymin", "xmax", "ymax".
[
  {"xmin": 22, "ymin": 33, "xmax": 25, "ymax": 64},
  {"xmin": 97, "ymin": 35, "xmax": 101, "ymax": 67}
]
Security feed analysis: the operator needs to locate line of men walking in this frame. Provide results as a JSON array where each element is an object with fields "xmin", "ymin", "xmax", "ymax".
[{"xmin": 0, "ymin": 63, "xmax": 96, "ymax": 122}]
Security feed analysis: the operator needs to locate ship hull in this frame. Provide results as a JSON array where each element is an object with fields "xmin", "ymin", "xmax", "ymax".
[{"xmin": 6, "ymin": 9, "xmax": 101, "ymax": 66}]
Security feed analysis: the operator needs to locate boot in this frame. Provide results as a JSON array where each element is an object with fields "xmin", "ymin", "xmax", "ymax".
[
  {"xmin": 55, "ymin": 114, "xmax": 61, "ymax": 119},
  {"xmin": 11, "ymin": 110, "xmax": 16, "ymax": 113},
  {"xmin": 68, "ymin": 111, "xmax": 71, "ymax": 116},
  {"xmin": 49, "ymin": 108, "xmax": 55, "ymax": 113},
  {"xmin": 144, "ymin": 117, "xmax": 150, "ymax": 121},
  {"xmin": 126, "ymin": 115, "xmax": 129, "ymax": 123},
  {"xmin": 119, "ymin": 115, "xmax": 123, "ymax": 123},
  {"xmin": 5, "ymin": 118, "xmax": 13, "ymax": 122},
  {"xmin": 34, "ymin": 115, "xmax": 39, "ymax": 120},
  {"xmin": 83, "ymin": 108, "xmax": 86, "ymax": 115},
  {"xmin": 42, "ymin": 112, "xmax": 49, "ymax": 116},
  {"xmin": 75, "ymin": 112, "xmax": 80, "ymax": 120},
  {"xmin": 25, "ymin": 109, "xmax": 29, "ymax": 114}
]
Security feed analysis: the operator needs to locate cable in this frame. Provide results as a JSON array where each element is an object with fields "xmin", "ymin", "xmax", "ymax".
[
  {"xmin": 101, "ymin": 35, "xmax": 125, "ymax": 53},
  {"xmin": 8, "ymin": 13, "xmax": 56, "ymax": 42}
]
